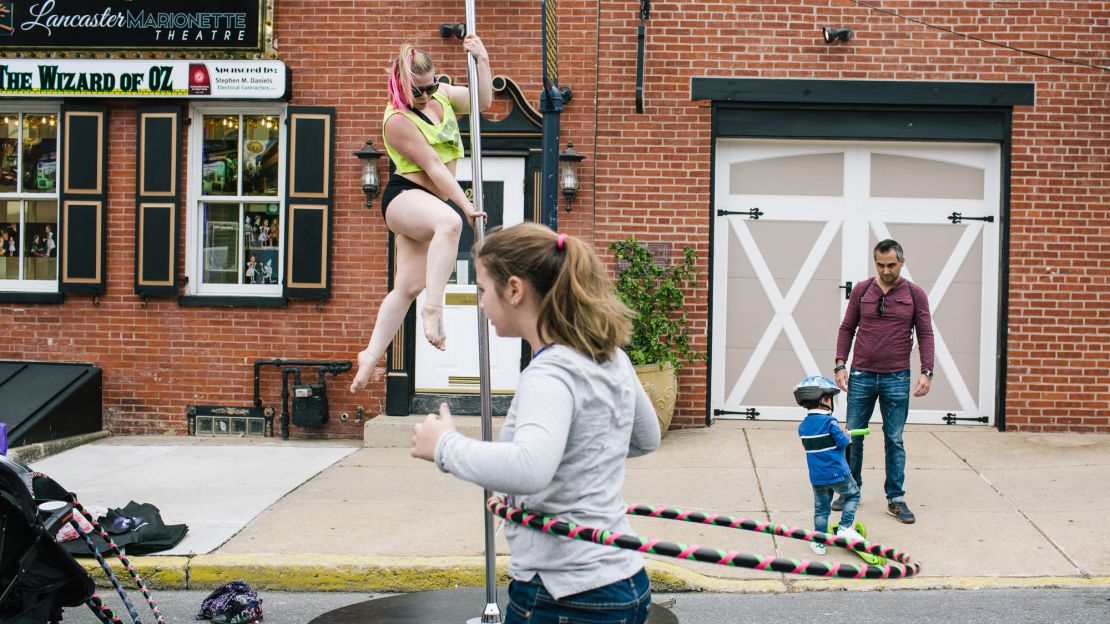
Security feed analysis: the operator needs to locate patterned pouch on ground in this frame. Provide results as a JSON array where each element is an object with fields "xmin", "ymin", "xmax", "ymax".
[{"xmin": 196, "ymin": 580, "xmax": 263, "ymax": 622}]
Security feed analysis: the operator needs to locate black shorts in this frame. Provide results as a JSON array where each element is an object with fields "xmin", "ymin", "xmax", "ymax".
[{"xmin": 380, "ymin": 173, "xmax": 434, "ymax": 219}]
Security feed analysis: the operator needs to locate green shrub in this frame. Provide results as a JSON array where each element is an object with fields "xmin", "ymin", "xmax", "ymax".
[{"xmin": 609, "ymin": 237, "xmax": 704, "ymax": 372}]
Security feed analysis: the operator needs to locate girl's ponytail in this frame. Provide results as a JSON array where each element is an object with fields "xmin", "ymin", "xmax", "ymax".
[
  {"xmin": 474, "ymin": 223, "xmax": 631, "ymax": 363},
  {"xmin": 386, "ymin": 44, "xmax": 435, "ymax": 111}
]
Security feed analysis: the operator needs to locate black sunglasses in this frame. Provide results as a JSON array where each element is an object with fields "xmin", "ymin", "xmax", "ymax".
[
  {"xmin": 411, "ymin": 78, "xmax": 440, "ymax": 98},
  {"xmin": 877, "ymin": 294, "xmax": 886, "ymax": 318}
]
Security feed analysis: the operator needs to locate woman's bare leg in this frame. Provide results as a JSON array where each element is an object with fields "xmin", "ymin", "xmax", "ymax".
[
  {"xmin": 385, "ymin": 190, "xmax": 462, "ymax": 351},
  {"xmin": 350, "ymin": 233, "xmax": 428, "ymax": 393},
  {"xmin": 350, "ymin": 188, "xmax": 462, "ymax": 393}
]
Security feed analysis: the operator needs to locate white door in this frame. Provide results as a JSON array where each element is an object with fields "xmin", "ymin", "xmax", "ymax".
[
  {"xmin": 712, "ymin": 139, "xmax": 1000, "ymax": 425},
  {"xmin": 415, "ymin": 157, "xmax": 525, "ymax": 393}
]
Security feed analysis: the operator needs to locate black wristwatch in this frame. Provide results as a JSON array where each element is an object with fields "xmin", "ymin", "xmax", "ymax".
[
  {"xmin": 833, "ymin": 364, "xmax": 846, "ymax": 374},
  {"xmin": 922, "ymin": 370, "xmax": 934, "ymax": 379}
]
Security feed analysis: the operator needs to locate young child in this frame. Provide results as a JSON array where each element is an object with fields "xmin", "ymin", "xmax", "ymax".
[
  {"xmin": 795, "ymin": 375, "xmax": 864, "ymax": 555},
  {"xmin": 411, "ymin": 223, "xmax": 660, "ymax": 624}
]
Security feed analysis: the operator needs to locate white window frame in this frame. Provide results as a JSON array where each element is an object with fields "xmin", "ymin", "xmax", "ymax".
[
  {"xmin": 0, "ymin": 103, "xmax": 62, "ymax": 293},
  {"xmin": 185, "ymin": 103, "xmax": 287, "ymax": 297}
]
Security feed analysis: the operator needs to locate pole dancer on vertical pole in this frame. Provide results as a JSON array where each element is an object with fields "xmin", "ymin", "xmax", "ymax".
[{"xmin": 462, "ymin": 1, "xmax": 499, "ymax": 622}]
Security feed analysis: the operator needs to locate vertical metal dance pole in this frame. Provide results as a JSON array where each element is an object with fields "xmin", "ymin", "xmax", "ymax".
[{"xmin": 463, "ymin": 1, "xmax": 500, "ymax": 623}]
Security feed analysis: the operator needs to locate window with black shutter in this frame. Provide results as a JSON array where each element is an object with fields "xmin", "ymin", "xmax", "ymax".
[
  {"xmin": 59, "ymin": 105, "xmax": 107, "ymax": 296},
  {"xmin": 283, "ymin": 107, "xmax": 334, "ymax": 301},
  {"xmin": 135, "ymin": 106, "xmax": 182, "ymax": 298},
  {"xmin": 0, "ymin": 108, "xmax": 60, "ymax": 297},
  {"xmin": 184, "ymin": 105, "xmax": 285, "ymax": 302}
]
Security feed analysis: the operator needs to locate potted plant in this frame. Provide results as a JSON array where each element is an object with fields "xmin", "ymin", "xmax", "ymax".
[{"xmin": 609, "ymin": 237, "xmax": 703, "ymax": 436}]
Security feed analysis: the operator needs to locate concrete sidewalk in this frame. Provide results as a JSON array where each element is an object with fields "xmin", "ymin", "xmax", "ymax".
[{"xmin": 25, "ymin": 421, "xmax": 1110, "ymax": 593}]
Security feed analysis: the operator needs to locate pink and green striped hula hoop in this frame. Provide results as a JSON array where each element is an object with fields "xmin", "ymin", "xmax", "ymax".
[{"xmin": 486, "ymin": 496, "xmax": 920, "ymax": 580}]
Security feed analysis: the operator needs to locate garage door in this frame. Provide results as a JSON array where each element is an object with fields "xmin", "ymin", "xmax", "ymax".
[{"xmin": 712, "ymin": 139, "xmax": 1000, "ymax": 425}]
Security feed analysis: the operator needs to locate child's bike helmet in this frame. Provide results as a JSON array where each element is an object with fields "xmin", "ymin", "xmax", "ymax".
[{"xmin": 793, "ymin": 376, "xmax": 840, "ymax": 409}]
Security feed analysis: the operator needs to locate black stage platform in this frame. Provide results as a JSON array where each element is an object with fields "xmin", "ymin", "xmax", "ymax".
[{"xmin": 309, "ymin": 586, "xmax": 678, "ymax": 623}]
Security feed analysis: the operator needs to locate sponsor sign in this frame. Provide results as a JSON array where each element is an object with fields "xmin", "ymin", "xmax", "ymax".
[
  {"xmin": 0, "ymin": 58, "xmax": 287, "ymax": 99},
  {"xmin": 0, "ymin": 0, "xmax": 266, "ymax": 52}
]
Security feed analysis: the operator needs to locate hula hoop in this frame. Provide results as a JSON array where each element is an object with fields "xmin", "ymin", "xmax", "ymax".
[{"xmin": 486, "ymin": 496, "xmax": 920, "ymax": 580}]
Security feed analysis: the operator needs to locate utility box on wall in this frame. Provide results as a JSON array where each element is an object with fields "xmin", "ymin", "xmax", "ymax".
[{"xmin": 292, "ymin": 384, "xmax": 328, "ymax": 427}]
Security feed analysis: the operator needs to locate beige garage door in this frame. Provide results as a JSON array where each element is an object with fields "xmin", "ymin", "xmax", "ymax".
[{"xmin": 712, "ymin": 140, "xmax": 1000, "ymax": 425}]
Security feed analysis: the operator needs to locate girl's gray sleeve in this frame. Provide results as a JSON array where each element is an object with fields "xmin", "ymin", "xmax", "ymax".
[
  {"xmin": 434, "ymin": 371, "xmax": 573, "ymax": 494},
  {"xmin": 628, "ymin": 377, "xmax": 660, "ymax": 458}
]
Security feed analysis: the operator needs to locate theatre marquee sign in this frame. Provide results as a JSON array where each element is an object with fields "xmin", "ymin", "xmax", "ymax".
[
  {"xmin": 0, "ymin": 59, "xmax": 288, "ymax": 99},
  {"xmin": 0, "ymin": 0, "xmax": 268, "ymax": 53}
]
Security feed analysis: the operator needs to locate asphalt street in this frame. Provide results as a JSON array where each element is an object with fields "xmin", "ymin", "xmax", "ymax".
[{"xmin": 57, "ymin": 588, "xmax": 1110, "ymax": 623}]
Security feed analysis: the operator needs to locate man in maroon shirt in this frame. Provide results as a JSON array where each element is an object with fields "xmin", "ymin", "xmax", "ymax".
[{"xmin": 833, "ymin": 240, "xmax": 934, "ymax": 524}]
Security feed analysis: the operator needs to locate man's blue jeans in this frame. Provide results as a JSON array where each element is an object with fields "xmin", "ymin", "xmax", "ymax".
[
  {"xmin": 846, "ymin": 368, "xmax": 911, "ymax": 500},
  {"xmin": 813, "ymin": 476, "xmax": 860, "ymax": 533},
  {"xmin": 506, "ymin": 568, "xmax": 651, "ymax": 624}
]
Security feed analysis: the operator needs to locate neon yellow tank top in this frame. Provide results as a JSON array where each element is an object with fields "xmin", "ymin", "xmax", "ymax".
[{"xmin": 382, "ymin": 91, "xmax": 464, "ymax": 174}]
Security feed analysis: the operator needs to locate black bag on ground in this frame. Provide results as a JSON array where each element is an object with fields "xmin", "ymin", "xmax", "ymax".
[
  {"xmin": 59, "ymin": 501, "xmax": 188, "ymax": 557},
  {"xmin": 30, "ymin": 472, "xmax": 189, "ymax": 557}
]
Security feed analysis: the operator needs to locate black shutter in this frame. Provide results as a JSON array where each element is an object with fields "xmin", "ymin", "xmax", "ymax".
[
  {"xmin": 134, "ymin": 107, "xmax": 181, "ymax": 297},
  {"xmin": 59, "ymin": 105, "xmax": 108, "ymax": 295},
  {"xmin": 283, "ymin": 107, "xmax": 335, "ymax": 300}
]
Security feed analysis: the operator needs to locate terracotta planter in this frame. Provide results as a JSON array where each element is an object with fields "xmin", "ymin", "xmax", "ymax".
[{"xmin": 633, "ymin": 361, "xmax": 677, "ymax": 437}]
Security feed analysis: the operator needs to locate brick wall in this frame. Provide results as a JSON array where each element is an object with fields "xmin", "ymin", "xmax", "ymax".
[
  {"xmin": 585, "ymin": 0, "xmax": 1108, "ymax": 432},
  {"xmin": 0, "ymin": 1, "xmax": 1105, "ymax": 434}
]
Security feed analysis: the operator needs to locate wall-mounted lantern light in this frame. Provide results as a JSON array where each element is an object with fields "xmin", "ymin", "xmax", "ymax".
[
  {"xmin": 354, "ymin": 139, "xmax": 385, "ymax": 208},
  {"xmin": 558, "ymin": 143, "xmax": 585, "ymax": 213}
]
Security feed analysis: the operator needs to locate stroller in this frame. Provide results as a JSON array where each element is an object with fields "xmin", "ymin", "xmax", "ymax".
[{"xmin": 0, "ymin": 455, "xmax": 94, "ymax": 623}]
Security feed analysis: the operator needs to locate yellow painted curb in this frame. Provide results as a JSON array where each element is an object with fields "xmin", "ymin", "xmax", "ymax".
[
  {"xmin": 187, "ymin": 554, "xmax": 513, "ymax": 592},
  {"xmin": 80, "ymin": 555, "xmax": 1110, "ymax": 593},
  {"xmin": 79, "ymin": 556, "xmax": 188, "ymax": 590}
]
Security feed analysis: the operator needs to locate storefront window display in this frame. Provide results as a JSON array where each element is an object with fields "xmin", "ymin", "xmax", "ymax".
[
  {"xmin": 193, "ymin": 108, "xmax": 284, "ymax": 295},
  {"xmin": 0, "ymin": 111, "xmax": 58, "ymax": 292}
]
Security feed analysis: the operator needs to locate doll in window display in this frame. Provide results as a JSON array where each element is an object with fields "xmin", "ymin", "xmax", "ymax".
[
  {"xmin": 4, "ymin": 224, "xmax": 16, "ymax": 256},
  {"xmin": 0, "ymin": 229, "xmax": 11, "ymax": 256},
  {"xmin": 44, "ymin": 224, "xmax": 55, "ymax": 257},
  {"xmin": 258, "ymin": 219, "xmax": 270, "ymax": 246},
  {"xmin": 261, "ymin": 258, "xmax": 274, "ymax": 284},
  {"xmin": 245, "ymin": 255, "xmax": 258, "ymax": 283},
  {"xmin": 29, "ymin": 234, "xmax": 45, "ymax": 256},
  {"xmin": 253, "ymin": 216, "xmax": 265, "ymax": 245}
]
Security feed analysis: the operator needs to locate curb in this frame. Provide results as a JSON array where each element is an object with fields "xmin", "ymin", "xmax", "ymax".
[
  {"xmin": 9, "ymin": 430, "xmax": 112, "ymax": 463},
  {"xmin": 80, "ymin": 555, "xmax": 1110, "ymax": 593}
]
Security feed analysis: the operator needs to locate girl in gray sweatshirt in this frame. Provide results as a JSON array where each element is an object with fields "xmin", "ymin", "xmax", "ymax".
[{"xmin": 411, "ymin": 223, "xmax": 661, "ymax": 623}]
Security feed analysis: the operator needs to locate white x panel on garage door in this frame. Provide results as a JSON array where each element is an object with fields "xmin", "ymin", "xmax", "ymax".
[{"xmin": 712, "ymin": 139, "xmax": 1000, "ymax": 425}]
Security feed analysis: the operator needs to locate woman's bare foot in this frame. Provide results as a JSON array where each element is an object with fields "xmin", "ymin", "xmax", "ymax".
[
  {"xmin": 350, "ymin": 349, "xmax": 383, "ymax": 393},
  {"xmin": 421, "ymin": 304, "xmax": 447, "ymax": 351}
]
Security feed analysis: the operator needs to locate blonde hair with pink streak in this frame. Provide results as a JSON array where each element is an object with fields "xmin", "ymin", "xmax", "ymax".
[{"xmin": 387, "ymin": 44, "xmax": 435, "ymax": 111}]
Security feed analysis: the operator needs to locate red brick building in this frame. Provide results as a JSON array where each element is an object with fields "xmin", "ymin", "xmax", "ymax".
[{"xmin": 1, "ymin": 1, "xmax": 1106, "ymax": 442}]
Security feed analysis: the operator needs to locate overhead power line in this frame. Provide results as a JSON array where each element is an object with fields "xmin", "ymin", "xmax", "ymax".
[{"xmin": 848, "ymin": 0, "xmax": 1110, "ymax": 72}]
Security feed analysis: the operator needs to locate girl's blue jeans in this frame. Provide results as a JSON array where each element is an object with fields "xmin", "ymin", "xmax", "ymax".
[{"xmin": 505, "ymin": 567, "xmax": 651, "ymax": 624}]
